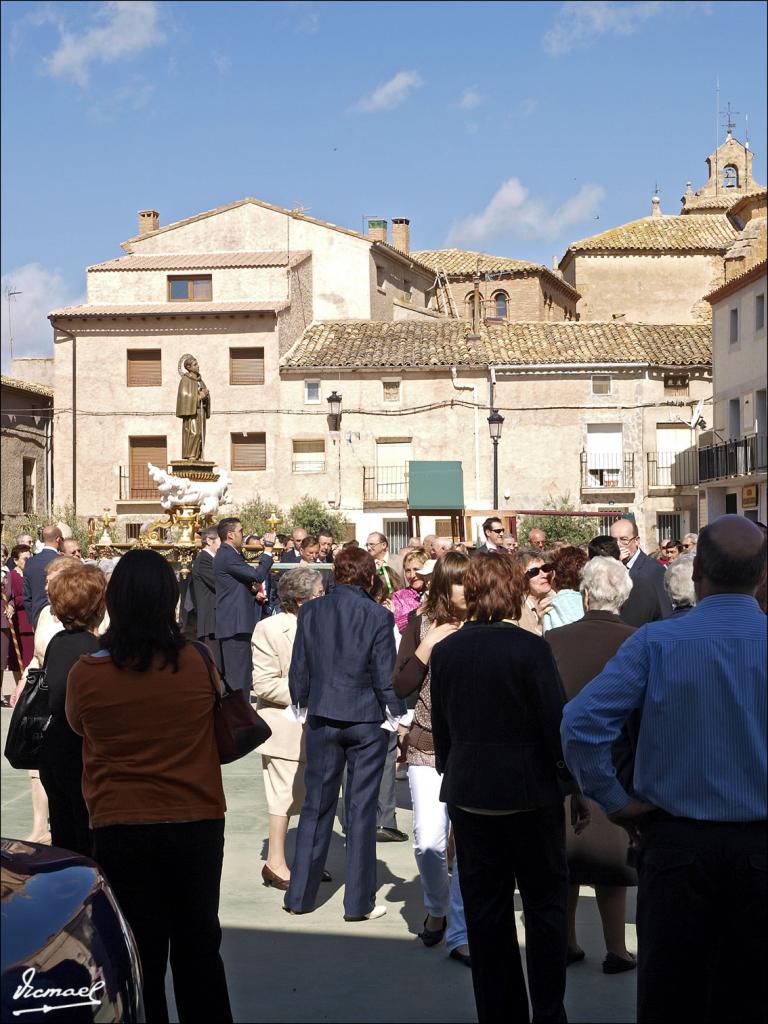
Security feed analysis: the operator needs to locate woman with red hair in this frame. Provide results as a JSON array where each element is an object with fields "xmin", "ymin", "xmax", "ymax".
[{"xmin": 431, "ymin": 552, "xmax": 584, "ymax": 1024}]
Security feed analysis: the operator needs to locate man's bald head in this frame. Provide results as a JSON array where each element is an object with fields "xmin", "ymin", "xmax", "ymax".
[
  {"xmin": 694, "ymin": 515, "xmax": 767, "ymax": 598},
  {"xmin": 41, "ymin": 525, "xmax": 63, "ymax": 548}
]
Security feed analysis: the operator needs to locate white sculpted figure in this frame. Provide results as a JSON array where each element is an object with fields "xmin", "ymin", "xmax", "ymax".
[{"xmin": 147, "ymin": 464, "xmax": 232, "ymax": 517}]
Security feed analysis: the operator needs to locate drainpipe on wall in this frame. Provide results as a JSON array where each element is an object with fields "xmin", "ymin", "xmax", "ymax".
[{"xmin": 450, "ymin": 367, "xmax": 480, "ymax": 504}]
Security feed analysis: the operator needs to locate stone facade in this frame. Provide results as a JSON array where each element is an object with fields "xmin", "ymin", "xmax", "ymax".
[{"xmin": 0, "ymin": 376, "xmax": 53, "ymax": 532}]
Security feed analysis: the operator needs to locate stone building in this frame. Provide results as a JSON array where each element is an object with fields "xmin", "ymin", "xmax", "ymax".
[
  {"xmin": 410, "ymin": 248, "xmax": 579, "ymax": 322},
  {"xmin": 0, "ymin": 375, "xmax": 54, "ymax": 534},
  {"xmin": 560, "ymin": 133, "xmax": 765, "ymax": 325}
]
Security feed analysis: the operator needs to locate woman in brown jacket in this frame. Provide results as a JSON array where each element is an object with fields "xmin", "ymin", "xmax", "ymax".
[{"xmin": 546, "ymin": 555, "xmax": 639, "ymax": 975}]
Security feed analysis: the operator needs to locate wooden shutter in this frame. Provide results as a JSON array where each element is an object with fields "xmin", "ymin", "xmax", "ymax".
[
  {"xmin": 129, "ymin": 436, "xmax": 167, "ymax": 498},
  {"xmin": 229, "ymin": 348, "xmax": 265, "ymax": 385},
  {"xmin": 127, "ymin": 350, "xmax": 162, "ymax": 387},
  {"xmin": 231, "ymin": 433, "xmax": 266, "ymax": 471}
]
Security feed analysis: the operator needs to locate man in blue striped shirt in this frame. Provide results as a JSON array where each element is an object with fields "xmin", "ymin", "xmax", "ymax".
[{"xmin": 561, "ymin": 515, "xmax": 767, "ymax": 1024}]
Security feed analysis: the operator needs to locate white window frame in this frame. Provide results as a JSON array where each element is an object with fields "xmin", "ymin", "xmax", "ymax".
[
  {"xmin": 591, "ymin": 375, "xmax": 611, "ymax": 396},
  {"xmin": 304, "ymin": 380, "xmax": 321, "ymax": 405}
]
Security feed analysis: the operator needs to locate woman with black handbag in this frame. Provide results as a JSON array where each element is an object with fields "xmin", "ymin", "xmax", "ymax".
[{"xmin": 66, "ymin": 549, "xmax": 233, "ymax": 1024}]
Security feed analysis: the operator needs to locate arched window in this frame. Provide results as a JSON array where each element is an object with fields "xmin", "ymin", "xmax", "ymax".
[
  {"xmin": 493, "ymin": 291, "xmax": 508, "ymax": 319},
  {"xmin": 723, "ymin": 164, "xmax": 739, "ymax": 189},
  {"xmin": 465, "ymin": 292, "xmax": 476, "ymax": 321}
]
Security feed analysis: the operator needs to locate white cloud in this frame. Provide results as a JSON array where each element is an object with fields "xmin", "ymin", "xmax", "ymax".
[
  {"xmin": 43, "ymin": 1, "xmax": 165, "ymax": 86},
  {"xmin": 0, "ymin": 264, "xmax": 84, "ymax": 371},
  {"xmin": 543, "ymin": 1, "xmax": 713, "ymax": 56},
  {"xmin": 543, "ymin": 0, "xmax": 658, "ymax": 56},
  {"xmin": 285, "ymin": 1, "xmax": 320, "ymax": 34},
  {"xmin": 355, "ymin": 70, "xmax": 423, "ymax": 113},
  {"xmin": 213, "ymin": 51, "xmax": 231, "ymax": 75},
  {"xmin": 515, "ymin": 97, "xmax": 538, "ymax": 118},
  {"xmin": 89, "ymin": 77, "xmax": 155, "ymax": 119},
  {"xmin": 459, "ymin": 87, "xmax": 484, "ymax": 111},
  {"xmin": 447, "ymin": 178, "xmax": 605, "ymax": 245}
]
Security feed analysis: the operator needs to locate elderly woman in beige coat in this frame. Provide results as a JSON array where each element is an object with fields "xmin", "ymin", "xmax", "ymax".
[{"xmin": 252, "ymin": 566, "xmax": 324, "ymax": 890}]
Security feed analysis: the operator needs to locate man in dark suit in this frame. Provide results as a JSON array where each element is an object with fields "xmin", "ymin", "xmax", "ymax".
[
  {"xmin": 190, "ymin": 526, "xmax": 222, "ymax": 672},
  {"xmin": 476, "ymin": 516, "xmax": 504, "ymax": 554},
  {"xmin": 214, "ymin": 517, "xmax": 275, "ymax": 698},
  {"xmin": 21, "ymin": 524, "xmax": 61, "ymax": 628},
  {"xmin": 284, "ymin": 547, "xmax": 406, "ymax": 922},
  {"xmin": 610, "ymin": 518, "xmax": 672, "ymax": 626},
  {"xmin": 281, "ymin": 527, "xmax": 307, "ymax": 565}
]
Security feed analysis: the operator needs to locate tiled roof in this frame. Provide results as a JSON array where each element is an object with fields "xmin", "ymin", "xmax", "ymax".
[
  {"xmin": 48, "ymin": 301, "xmax": 288, "ymax": 319},
  {"xmin": 87, "ymin": 251, "xmax": 310, "ymax": 272},
  {"xmin": 681, "ymin": 188, "xmax": 764, "ymax": 213},
  {"xmin": 413, "ymin": 248, "xmax": 544, "ymax": 276},
  {"xmin": 705, "ymin": 260, "xmax": 768, "ymax": 303},
  {"xmin": 0, "ymin": 374, "xmax": 53, "ymax": 398},
  {"xmin": 567, "ymin": 214, "xmax": 738, "ymax": 253},
  {"xmin": 281, "ymin": 320, "xmax": 710, "ymax": 370}
]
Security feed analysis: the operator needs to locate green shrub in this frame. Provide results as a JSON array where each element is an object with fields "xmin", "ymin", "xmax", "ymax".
[
  {"xmin": 288, "ymin": 496, "xmax": 349, "ymax": 541},
  {"xmin": 518, "ymin": 494, "xmax": 601, "ymax": 548}
]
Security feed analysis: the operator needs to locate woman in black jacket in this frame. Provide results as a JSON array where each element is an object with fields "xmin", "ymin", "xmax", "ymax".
[{"xmin": 431, "ymin": 552, "xmax": 587, "ymax": 1024}]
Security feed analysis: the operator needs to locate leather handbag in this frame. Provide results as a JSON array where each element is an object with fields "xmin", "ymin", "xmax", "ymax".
[
  {"xmin": 192, "ymin": 641, "xmax": 271, "ymax": 764},
  {"xmin": 4, "ymin": 664, "xmax": 51, "ymax": 770}
]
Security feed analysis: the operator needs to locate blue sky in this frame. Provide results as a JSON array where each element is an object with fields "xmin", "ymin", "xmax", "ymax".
[{"xmin": 1, "ymin": 0, "xmax": 766, "ymax": 368}]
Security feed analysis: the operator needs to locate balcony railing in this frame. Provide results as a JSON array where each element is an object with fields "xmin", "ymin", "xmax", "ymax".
[
  {"xmin": 698, "ymin": 434, "xmax": 767, "ymax": 483},
  {"xmin": 363, "ymin": 465, "xmax": 408, "ymax": 503},
  {"xmin": 119, "ymin": 466, "xmax": 159, "ymax": 501},
  {"xmin": 647, "ymin": 448, "xmax": 699, "ymax": 487},
  {"xmin": 292, "ymin": 459, "xmax": 326, "ymax": 474},
  {"xmin": 580, "ymin": 452, "xmax": 634, "ymax": 490}
]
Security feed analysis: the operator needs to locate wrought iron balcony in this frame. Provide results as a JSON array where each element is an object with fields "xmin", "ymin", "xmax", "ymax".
[
  {"xmin": 363, "ymin": 465, "xmax": 408, "ymax": 503},
  {"xmin": 580, "ymin": 452, "xmax": 634, "ymax": 490},
  {"xmin": 698, "ymin": 434, "xmax": 767, "ymax": 483},
  {"xmin": 646, "ymin": 449, "xmax": 699, "ymax": 488},
  {"xmin": 119, "ymin": 466, "xmax": 159, "ymax": 501}
]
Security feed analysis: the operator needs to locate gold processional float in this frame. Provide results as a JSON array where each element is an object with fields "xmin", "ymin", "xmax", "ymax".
[{"xmin": 92, "ymin": 353, "xmax": 288, "ymax": 576}]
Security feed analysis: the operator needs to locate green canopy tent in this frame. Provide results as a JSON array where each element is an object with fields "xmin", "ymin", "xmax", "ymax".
[{"xmin": 406, "ymin": 461, "xmax": 465, "ymax": 542}]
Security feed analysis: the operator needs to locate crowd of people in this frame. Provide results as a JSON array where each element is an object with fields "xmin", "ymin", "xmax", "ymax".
[{"xmin": 1, "ymin": 511, "xmax": 765, "ymax": 1024}]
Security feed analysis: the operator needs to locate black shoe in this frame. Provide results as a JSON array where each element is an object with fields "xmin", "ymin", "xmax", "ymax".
[
  {"xmin": 449, "ymin": 949, "xmax": 471, "ymax": 968},
  {"xmin": 321, "ymin": 869, "xmax": 332, "ymax": 882},
  {"xmin": 418, "ymin": 916, "xmax": 447, "ymax": 947},
  {"xmin": 376, "ymin": 826, "xmax": 409, "ymax": 843},
  {"xmin": 567, "ymin": 946, "xmax": 586, "ymax": 966},
  {"xmin": 603, "ymin": 952, "xmax": 637, "ymax": 974}
]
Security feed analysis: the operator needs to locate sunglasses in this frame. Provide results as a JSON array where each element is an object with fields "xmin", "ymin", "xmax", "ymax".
[
  {"xmin": 526, "ymin": 563, "xmax": 554, "ymax": 578},
  {"xmin": 681, "ymin": 543, "xmax": 693, "ymax": 549},
  {"xmin": 489, "ymin": 528, "xmax": 504, "ymax": 534}
]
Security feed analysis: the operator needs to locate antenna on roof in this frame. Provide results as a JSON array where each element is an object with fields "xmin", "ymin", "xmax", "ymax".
[
  {"xmin": 4, "ymin": 284, "xmax": 22, "ymax": 361},
  {"xmin": 745, "ymin": 113, "xmax": 750, "ymax": 150},
  {"xmin": 654, "ymin": 181, "xmax": 660, "ymax": 196},
  {"xmin": 720, "ymin": 100, "xmax": 739, "ymax": 138}
]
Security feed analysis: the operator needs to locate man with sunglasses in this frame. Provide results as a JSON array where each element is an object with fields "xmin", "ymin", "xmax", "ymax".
[
  {"xmin": 477, "ymin": 517, "xmax": 505, "ymax": 554},
  {"xmin": 681, "ymin": 532, "xmax": 698, "ymax": 554},
  {"xmin": 610, "ymin": 518, "xmax": 672, "ymax": 627}
]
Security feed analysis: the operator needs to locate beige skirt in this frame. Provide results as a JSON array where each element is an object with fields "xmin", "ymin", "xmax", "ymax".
[{"xmin": 261, "ymin": 755, "xmax": 306, "ymax": 817}]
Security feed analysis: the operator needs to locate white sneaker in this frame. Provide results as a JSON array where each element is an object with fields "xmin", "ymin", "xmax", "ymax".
[{"xmin": 344, "ymin": 905, "xmax": 387, "ymax": 922}]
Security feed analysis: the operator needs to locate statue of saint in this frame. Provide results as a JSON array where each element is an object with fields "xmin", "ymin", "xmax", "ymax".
[{"xmin": 175, "ymin": 355, "xmax": 210, "ymax": 460}]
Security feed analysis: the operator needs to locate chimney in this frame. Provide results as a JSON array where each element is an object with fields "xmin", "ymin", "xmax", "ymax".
[
  {"xmin": 392, "ymin": 218, "xmax": 411, "ymax": 253},
  {"xmin": 367, "ymin": 218, "xmax": 388, "ymax": 244},
  {"xmin": 138, "ymin": 210, "xmax": 159, "ymax": 235},
  {"xmin": 651, "ymin": 195, "xmax": 662, "ymax": 218}
]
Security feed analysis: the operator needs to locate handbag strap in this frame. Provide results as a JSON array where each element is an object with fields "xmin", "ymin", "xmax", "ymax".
[{"xmin": 191, "ymin": 641, "xmax": 228, "ymax": 704}]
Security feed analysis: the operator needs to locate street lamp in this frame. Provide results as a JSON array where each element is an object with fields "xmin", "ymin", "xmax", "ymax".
[
  {"xmin": 326, "ymin": 390, "xmax": 342, "ymax": 430},
  {"xmin": 487, "ymin": 408, "xmax": 504, "ymax": 510}
]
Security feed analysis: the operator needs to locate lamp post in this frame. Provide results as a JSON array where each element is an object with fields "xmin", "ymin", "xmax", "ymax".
[
  {"xmin": 487, "ymin": 409, "xmax": 504, "ymax": 511},
  {"xmin": 326, "ymin": 390, "xmax": 342, "ymax": 431}
]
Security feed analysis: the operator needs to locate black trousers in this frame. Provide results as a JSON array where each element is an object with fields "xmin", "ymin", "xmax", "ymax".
[
  {"xmin": 199, "ymin": 633, "xmax": 224, "ymax": 676},
  {"xmin": 92, "ymin": 819, "xmax": 232, "ymax": 1024},
  {"xmin": 286, "ymin": 717, "xmax": 388, "ymax": 918},
  {"xmin": 636, "ymin": 815, "xmax": 767, "ymax": 1024},
  {"xmin": 220, "ymin": 634, "xmax": 252, "ymax": 698},
  {"xmin": 449, "ymin": 803, "xmax": 568, "ymax": 1024},
  {"xmin": 39, "ymin": 758, "xmax": 91, "ymax": 857}
]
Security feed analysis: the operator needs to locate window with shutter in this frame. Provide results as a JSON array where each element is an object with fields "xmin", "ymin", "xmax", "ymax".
[
  {"xmin": 292, "ymin": 440, "xmax": 325, "ymax": 473},
  {"xmin": 127, "ymin": 350, "xmax": 162, "ymax": 387},
  {"xmin": 383, "ymin": 380, "xmax": 401, "ymax": 403},
  {"xmin": 168, "ymin": 276, "xmax": 213, "ymax": 301},
  {"xmin": 229, "ymin": 348, "xmax": 265, "ymax": 385},
  {"xmin": 591, "ymin": 375, "xmax": 611, "ymax": 395},
  {"xmin": 129, "ymin": 437, "xmax": 167, "ymax": 498},
  {"xmin": 231, "ymin": 433, "xmax": 267, "ymax": 471}
]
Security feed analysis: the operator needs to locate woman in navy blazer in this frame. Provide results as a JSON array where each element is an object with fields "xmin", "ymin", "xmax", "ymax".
[
  {"xmin": 431, "ymin": 552, "xmax": 582, "ymax": 1024},
  {"xmin": 284, "ymin": 546, "xmax": 406, "ymax": 922}
]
